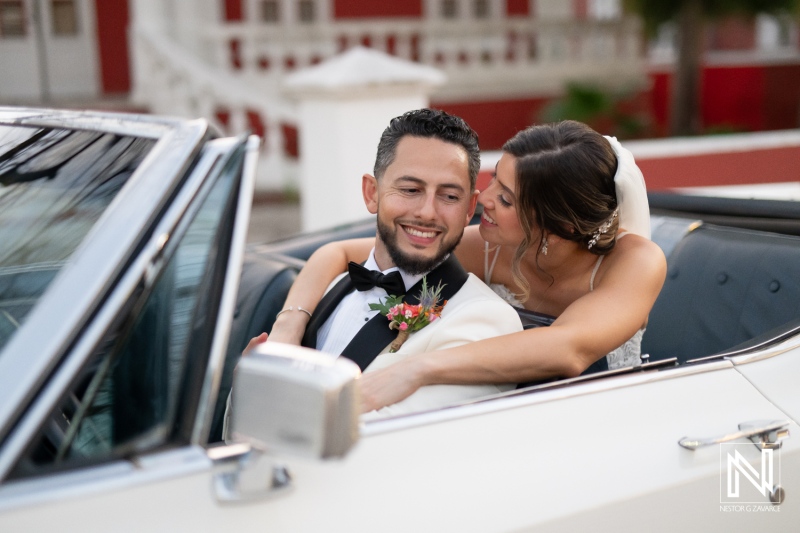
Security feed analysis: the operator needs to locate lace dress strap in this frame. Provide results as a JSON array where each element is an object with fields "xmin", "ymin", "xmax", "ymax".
[
  {"xmin": 484, "ymin": 241, "xmax": 501, "ymax": 284},
  {"xmin": 589, "ymin": 256, "xmax": 603, "ymax": 292},
  {"xmin": 589, "ymin": 232, "xmax": 631, "ymax": 291}
]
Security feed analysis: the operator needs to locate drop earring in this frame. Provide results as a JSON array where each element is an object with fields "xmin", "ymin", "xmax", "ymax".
[{"xmin": 541, "ymin": 237, "xmax": 548, "ymax": 256}]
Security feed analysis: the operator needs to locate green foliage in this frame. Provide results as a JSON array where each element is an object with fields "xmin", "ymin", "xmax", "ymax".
[
  {"xmin": 539, "ymin": 83, "xmax": 647, "ymax": 139},
  {"xmin": 624, "ymin": 0, "xmax": 799, "ymax": 35},
  {"xmin": 368, "ymin": 294, "xmax": 404, "ymax": 314}
]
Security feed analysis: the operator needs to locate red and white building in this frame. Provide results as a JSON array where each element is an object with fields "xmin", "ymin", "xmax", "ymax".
[
  {"xmin": 0, "ymin": 0, "xmax": 129, "ymax": 101},
  {"xmin": 1, "ymin": 1, "xmax": 799, "ymax": 191}
]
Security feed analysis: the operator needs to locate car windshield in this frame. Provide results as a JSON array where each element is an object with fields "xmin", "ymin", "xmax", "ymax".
[{"xmin": 0, "ymin": 124, "xmax": 155, "ymax": 354}]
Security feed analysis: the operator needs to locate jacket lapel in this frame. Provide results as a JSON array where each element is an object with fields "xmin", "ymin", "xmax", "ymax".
[
  {"xmin": 301, "ymin": 274, "xmax": 355, "ymax": 349},
  {"xmin": 341, "ymin": 255, "xmax": 469, "ymax": 371}
]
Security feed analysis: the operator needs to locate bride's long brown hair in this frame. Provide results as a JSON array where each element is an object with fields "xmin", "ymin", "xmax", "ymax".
[{"xmin": 502, "ymin": 121, "xmax": 619, "ymax": 300}]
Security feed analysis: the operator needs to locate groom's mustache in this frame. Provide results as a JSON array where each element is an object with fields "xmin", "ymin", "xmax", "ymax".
[{"xmin": 396, "ymin": 219, "xmax": 447, "ymax": 232}]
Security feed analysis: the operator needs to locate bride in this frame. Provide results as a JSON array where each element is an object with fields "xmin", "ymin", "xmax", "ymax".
[{"xmin": 263, "ymin": 120, "xmax": 666, "ymax": 412}]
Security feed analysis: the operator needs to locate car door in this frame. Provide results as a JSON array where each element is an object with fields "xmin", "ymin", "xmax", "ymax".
[
  {"xmin": 182, "ymin": 354, "xmax": 794, "ymax": 532},
  {"xmin": 0, "ymin": 124, "xmax": 259, "ymax": 531},
  {"xmin": 7, "ymin": 349, "xmax": 794, "ymax": 530}
]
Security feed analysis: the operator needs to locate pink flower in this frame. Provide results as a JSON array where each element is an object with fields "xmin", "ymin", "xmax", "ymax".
[
  {"xmin": 429, "ymin": 314, "xmax": 439, "ymax": 322},
  {"xmin": 399, "ymin": 322, "xmax": 408, "ymax": 331}
]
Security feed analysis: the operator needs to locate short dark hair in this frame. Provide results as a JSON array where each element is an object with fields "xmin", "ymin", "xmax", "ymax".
[{"xmin": 373, "ymin": 108, "xmax": 481, "ymax": 190}]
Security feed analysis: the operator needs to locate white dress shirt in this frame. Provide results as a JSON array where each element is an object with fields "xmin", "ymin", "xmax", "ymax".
[{"xmin": 316, "ymin": 249, "xmax": 423, "ymax": 356}]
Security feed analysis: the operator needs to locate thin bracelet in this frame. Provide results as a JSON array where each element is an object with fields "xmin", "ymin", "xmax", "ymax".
[{"xmin": 276, "ymin": 306, "xmax": 312, "ymax": 318}]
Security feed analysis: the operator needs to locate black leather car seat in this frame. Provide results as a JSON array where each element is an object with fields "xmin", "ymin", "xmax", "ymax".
[
  {"xmin": 642, "ymin": 223, "xmax": 800, "ymax": 363},
  {"xmin": 208, "ymin": 252, "xmax": 302, "ymax": 442}
]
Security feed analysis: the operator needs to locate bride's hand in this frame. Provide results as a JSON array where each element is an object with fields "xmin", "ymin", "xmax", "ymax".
[
  {"xmin": 243, "ymin": 332, "xmax": 268, "ymax": 355},
  {"xmin": 266, "ymin": 311, "xmax": 310, "ymax": 345},
  {"xmin": 359, "ymin": 356, "xmax": 426, "ymax": 413}
]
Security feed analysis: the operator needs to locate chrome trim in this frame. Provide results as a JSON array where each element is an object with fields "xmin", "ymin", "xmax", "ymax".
[
  {"xmin": 730, "ymin": 334, "xmax": 800, "ymax": 365},
  {"xmin": 0, "ymin": 106, "xmax": 187, "ymax": 139},
  {"xmin": 208, "ymin": 443, "xmax": 293, "ymax": 503},
  {"xmin": 506, "ymin": 358, "xmax": 678, "ymax": 398},
  {"xmin": 687, "ymin": 324, "xmax": 800, "ymax": 363},
  {"xmin": 192, "ymin": 136, "xmax": 259, "ymax": 444},
  {"xmin": 0, "ymin": 139, "xmax": 237, "ymax": 481},
  {"xmin": 362, "ymin": 359, "xmax": 735, "ymax": 437},
  {"xmin": 0, "ymin": 115, "xmax": 208, "ymax": 443},
  {"xmin": 678, "ymin": 419, "xmax": 791, "ymax": 450},
  {"xmin": 0, "ymin": 447, "xmax": 209, "ymax": 512}
]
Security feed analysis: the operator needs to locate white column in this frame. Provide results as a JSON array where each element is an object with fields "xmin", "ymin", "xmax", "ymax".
[{"xmin": 284, "ymin": 47, "xmax": 446, "ymax": 232}]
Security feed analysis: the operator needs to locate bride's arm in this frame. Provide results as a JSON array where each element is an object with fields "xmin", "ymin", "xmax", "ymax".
[
  {"xmin": 267, "ymin": 237, "xmax": 374, "ymax": 343},
  {"xmin": 360, "ymin": 236, "xmax": 666, "ymax": 410}
]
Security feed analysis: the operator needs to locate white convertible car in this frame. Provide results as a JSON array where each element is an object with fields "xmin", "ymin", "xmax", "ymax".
[{"xmin": 0, "ymin": 108, "xmax": 797, "ymax": 531}]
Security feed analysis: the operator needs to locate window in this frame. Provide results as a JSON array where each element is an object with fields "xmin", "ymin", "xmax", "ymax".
[
  {"xmin": 51, "ymin": 0, "xmax": 78, "ymax": 36},
  {"xmin": 474, "ymin": 0, "xmax": 488, "ymax": 18},
  {"xmin": 10, "ymin": 145, "xmax": 242, "ymax": 478},
  {"xmin": 260, "ymin": 0, "xmax": 279, "ymax": 23},
  {"xmin": 0, "ymin": 127, "xmax": 154, "ymax": 354},
  {"xmin": 441, "ymin": 0, "xmax": 457, "ymax": 19},
  {"xmin": 298, "ymin": 0, "xmax": 314, "ymax": 23},
  {"xmin": 0, "ymin": 0, "xmax": 25, "ymax": 37}
]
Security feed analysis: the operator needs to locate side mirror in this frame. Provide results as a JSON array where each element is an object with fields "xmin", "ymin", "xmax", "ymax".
[{"xmin": 228, "ymin": 342, "xmax": 360, "ymax": 459}]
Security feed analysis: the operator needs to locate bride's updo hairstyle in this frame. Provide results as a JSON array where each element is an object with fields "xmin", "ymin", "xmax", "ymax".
[{"xmin": 503, "ymin": 120, "xmax": 619, "ymax": 297}]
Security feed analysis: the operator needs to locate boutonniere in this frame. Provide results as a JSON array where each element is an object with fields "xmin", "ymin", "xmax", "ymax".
[{"xmin": 369, "ymin": 277, "xmax": 447, "ymax": 353}]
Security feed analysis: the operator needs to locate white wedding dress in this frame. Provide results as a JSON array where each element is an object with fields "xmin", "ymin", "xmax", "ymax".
[{"xmin": 484, "ymin": 241, "xmax": 644, "ymax": 370}]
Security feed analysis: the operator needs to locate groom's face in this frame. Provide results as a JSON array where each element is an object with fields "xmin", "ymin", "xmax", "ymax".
[{"xmin": 362, "ymin": 135, "xmax": 478, "ymax": 274}]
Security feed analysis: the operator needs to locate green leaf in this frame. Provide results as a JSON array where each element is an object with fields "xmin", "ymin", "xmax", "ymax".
[{"xmin": 369, "ymin": 294, "xmax": 403, "ymax": 315}]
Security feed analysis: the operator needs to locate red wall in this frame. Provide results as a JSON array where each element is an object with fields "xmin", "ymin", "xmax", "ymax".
[
  {"xmin": 224, "ymin": 0, "xmax": 243, "ymax": 21},
  {"xmin": 432, "ymin": 97, "xmax": 549, "ymax": 150},
  {"xmin": 703, "ymin": 65, "xmax": 764, "ymax": 131},
  {"xmin": 506, "ymin": 0, "xmax": 530, "ymax": 16},
  {"xmin": 95, "ymin": 0, "xmax": 130, "ymax": 94},
  {"xmin": 637, "ymin": 146, "xmax": 800, "ymax": 190},
  {"xmin": 764, "ymin": 64, "xmax": 800, "ymax": 130},
  {"xmin": 648, "ymin": 62, "xmax": 800, "ymax": 135},
  {"xmin": 334, "ymin": 0, "xmax": 421, "ymax": 18}
]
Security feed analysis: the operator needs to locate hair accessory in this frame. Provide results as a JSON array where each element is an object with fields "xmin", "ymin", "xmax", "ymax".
[
  {"xmin": 276, "ymin": 306, "xmax": 313, "ymax": 318},
  {"xmin": 588, "ymin": 208, "xmax": 619, "ymax": 250},
  {"xmin": 541, "ymin": 237, "xmax": 548, "ymax": 256}
]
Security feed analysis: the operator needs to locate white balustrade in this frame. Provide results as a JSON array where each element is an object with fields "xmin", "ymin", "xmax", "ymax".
[
  {"xmin": 203, "ymin": 16, "xmax": 642, "ymax": 81},
  {"xmin": 130, "ymin": 11, "xmax": 644, "ymax": 193},
  {"xmin": 131, "ymin": 28, "xmax": 298, "ymax": 192}
]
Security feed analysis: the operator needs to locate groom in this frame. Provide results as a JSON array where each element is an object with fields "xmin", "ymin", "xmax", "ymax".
[{"xmin": 294, "ymin": 109, "xmax": 522, "ymax": 418}]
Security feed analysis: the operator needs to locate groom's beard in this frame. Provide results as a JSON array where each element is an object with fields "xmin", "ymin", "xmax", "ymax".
[{"xmin": 376, "ymin": 218, "xmax": 464, "ymax": 275}]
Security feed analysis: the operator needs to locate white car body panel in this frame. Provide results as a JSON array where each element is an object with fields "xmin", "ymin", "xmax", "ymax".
[{"xmin": 1, "ymin": 359, "xmax": 797, "ymax": 532}]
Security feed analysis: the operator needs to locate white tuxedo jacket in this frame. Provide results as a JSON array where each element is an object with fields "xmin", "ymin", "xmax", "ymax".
[{"xmin": 358, "ymin": 273, "xmax": 522, "ymax": 419}]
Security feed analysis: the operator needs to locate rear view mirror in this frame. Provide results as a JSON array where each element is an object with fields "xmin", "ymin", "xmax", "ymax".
[{"xmin": 228, "ymin": 342, "xmax": 360, "ymax": 459}]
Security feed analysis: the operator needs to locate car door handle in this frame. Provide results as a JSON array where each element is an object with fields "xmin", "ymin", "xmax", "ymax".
[{"xmin": 679, "ymin": 419, "xmax": 790, "ymax": 450}]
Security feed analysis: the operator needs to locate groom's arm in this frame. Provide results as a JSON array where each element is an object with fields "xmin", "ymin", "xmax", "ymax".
[{"xmin": 361, "ymin": 281, "xmax": 523, "ymax": 419}]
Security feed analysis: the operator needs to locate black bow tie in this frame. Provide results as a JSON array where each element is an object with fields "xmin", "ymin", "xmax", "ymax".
[{"xmin": 347, "ymin": 261, "xmax": 406, "ymax": 295}]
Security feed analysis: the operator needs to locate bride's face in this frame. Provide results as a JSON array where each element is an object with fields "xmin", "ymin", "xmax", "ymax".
[{"xmin": 477, "ymin": 152, "xmax": 527, "ymax": 247}]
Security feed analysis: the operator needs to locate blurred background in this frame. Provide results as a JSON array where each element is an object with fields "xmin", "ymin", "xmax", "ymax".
[{"xmin": 1, "ymin": 0, "xmax": 799, "ymax": 238}]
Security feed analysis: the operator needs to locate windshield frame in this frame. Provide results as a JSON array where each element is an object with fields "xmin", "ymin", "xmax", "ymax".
[{"xmin": 0, "ymin": 108, "xmax": 211, "ymax": 444}]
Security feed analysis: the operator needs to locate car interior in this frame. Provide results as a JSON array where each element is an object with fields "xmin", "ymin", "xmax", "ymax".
[{"xmin": 209, "ymin": 192, "xmax": 800, "ymax": 441}]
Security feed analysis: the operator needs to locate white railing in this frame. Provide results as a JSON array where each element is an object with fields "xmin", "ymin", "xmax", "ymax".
[
  {"xmin": 130, "ymin": 28, "xmax": 298, "ymax": 191},
  {"xmin": 130, "ymin": 15, "xmax": 644, "ymax": 192},
  {"xmin": 205, "ymin": 16, "xmax": 643, "ymax": 86}
]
